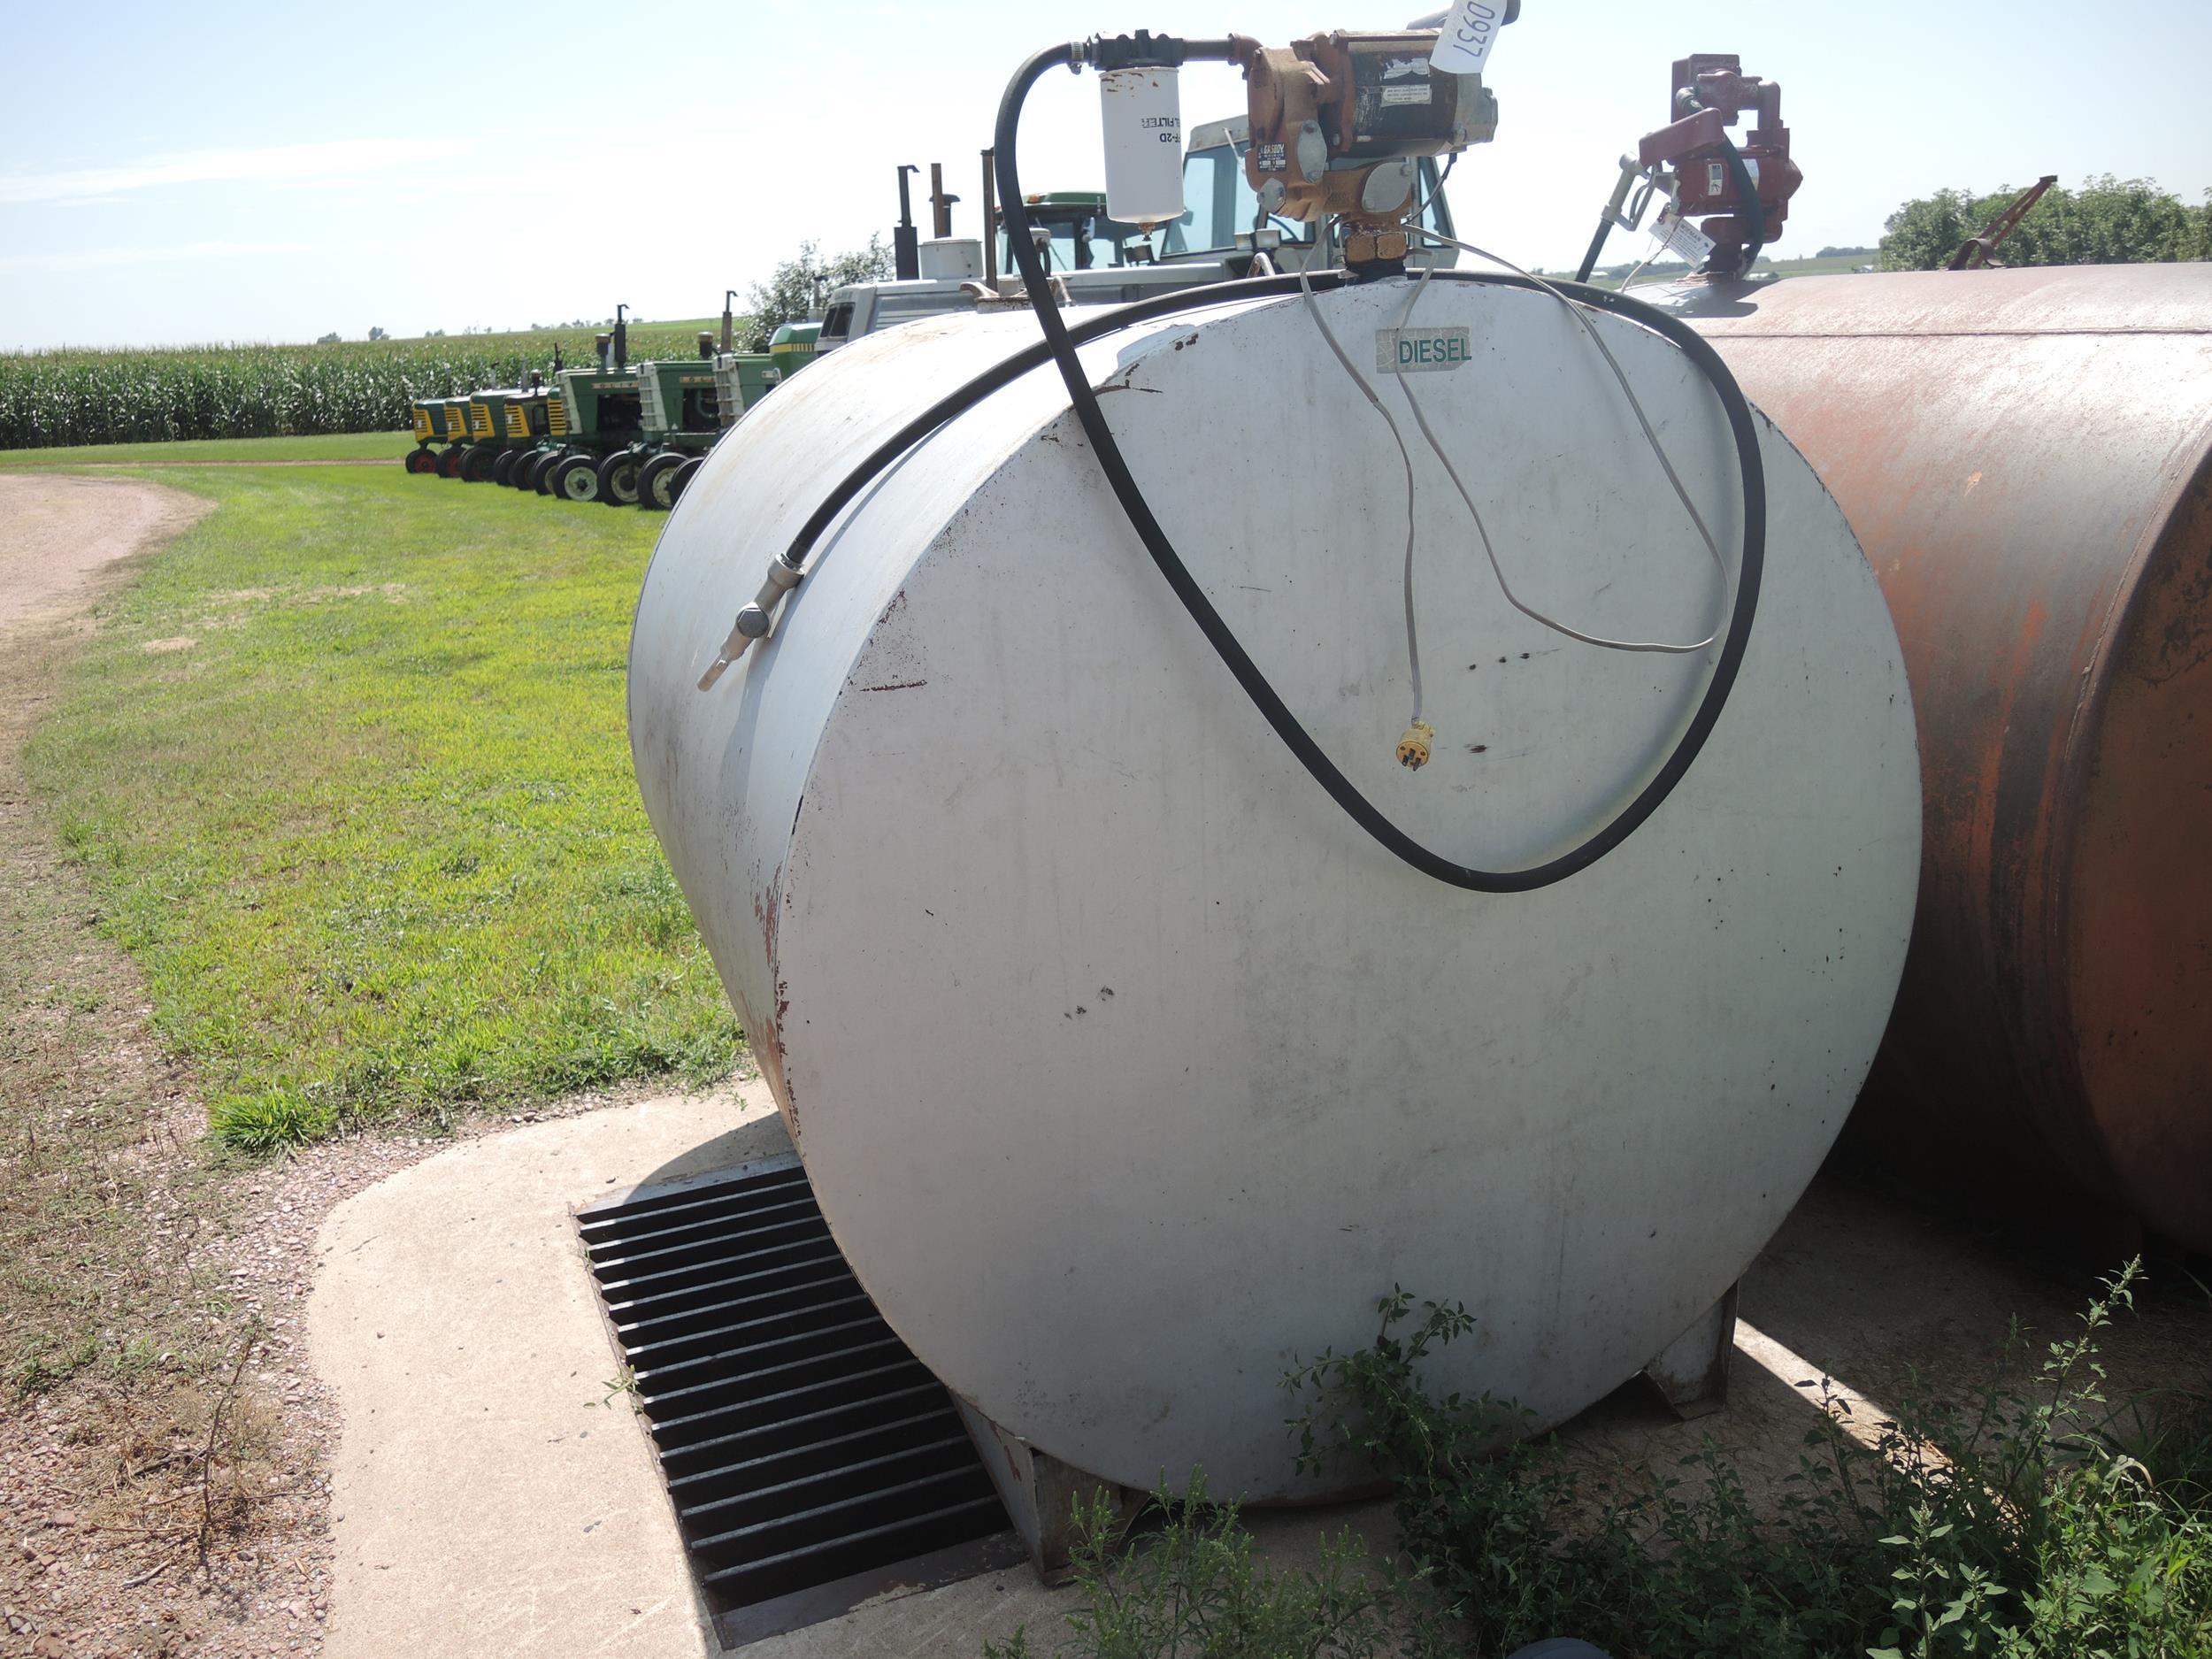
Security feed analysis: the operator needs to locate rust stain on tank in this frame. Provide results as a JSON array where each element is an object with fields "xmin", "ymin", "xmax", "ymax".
[
  {"xmin": 1673, "ymin": 263, "xmax": 2212, "ymax": 1250},
  {"xmin": 750, "ymin": 867, "xmax": 794, "ymax": 1125}
]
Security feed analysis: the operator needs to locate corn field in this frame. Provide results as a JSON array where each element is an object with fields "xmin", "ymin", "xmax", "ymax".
[{"xmin": 0, "ymin": 323, "xmax": 733, "ymax": 450}]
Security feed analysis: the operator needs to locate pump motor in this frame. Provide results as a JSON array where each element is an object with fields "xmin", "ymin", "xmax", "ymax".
[{"xmin": 1234, "ymin": 30, "xmax": 1502, "ymax": 263}]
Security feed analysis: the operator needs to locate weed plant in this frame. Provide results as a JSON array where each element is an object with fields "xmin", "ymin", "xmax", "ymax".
[
  {"xmin": 999, "ymin": 1265, "xmax": 2212, "ymax": 1658},
  {"xmin": 985, "ymin": 1473, "xmax": 1417, "ymax": 1659}
]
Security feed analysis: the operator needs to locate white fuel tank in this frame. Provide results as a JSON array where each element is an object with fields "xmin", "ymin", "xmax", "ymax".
[{"xmin": 628, "ymin": 280, "xmax": 1921, "ymax": 1501}]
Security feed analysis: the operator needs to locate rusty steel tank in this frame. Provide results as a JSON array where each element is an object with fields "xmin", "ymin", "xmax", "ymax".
[{"xmin": 1658, "ymin": 263, "xmax": 2212, "ymax": 1251}]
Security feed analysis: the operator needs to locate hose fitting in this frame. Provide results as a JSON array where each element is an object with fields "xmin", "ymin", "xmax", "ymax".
[
  {"xmin": 1082, "ymin": 31, "xmax": 1190, "ymax": 71},
  {"xmin": 697, "ymin": 558, "xmax": 803, "ymax": 689}
]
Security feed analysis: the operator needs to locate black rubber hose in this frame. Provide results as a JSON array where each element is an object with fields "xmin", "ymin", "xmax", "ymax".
[
  {"xmin": 993, "ymin": 42, "xmax": 1765, "ymax": 894},
  {"xmin": 1717, "ymin": 134, "xmax": 1766, "ymax": 272},
  {"xmin": 778, "ymin": 271, "xmax": 1343, "ymax": 573},
  {"xmin": 1573, "ymin": 213, "xmax": 1614, "ymax": 285}
]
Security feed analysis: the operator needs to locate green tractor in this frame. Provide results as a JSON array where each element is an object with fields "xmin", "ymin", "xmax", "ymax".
[
  {"xmin": 630, "ymin": 308, "xmax": 817, "ymax": 508},
  {"xmin": 685, "ymin": 349, "xmax": 782, "ymax": 501},
  {"xmin": 539, "ymin": 364, "xmax": 644, "ymax": 503},
  {"xmin": 415, "ymin": 396, "xmax": 477, "ymax": 477},
  {"xmin": 623, "ymin": 326, "xmax": 810, "ymax": 509},
  {"xmin": 541, "ymin": 306, "xmax": 787, "ymax": 509},
  {"xmin": 624, "ymin": 334, "xmax": 783, "ymax": 511},
  {"xmin": 506, "ymin": 307, "xmax": 644, "ymax": 503},
  {"xmin": 404, "ymin": 396, "xmax": 449, "ymax": 473},
  {"xmin": 625, "ymin": 326, "xmax": 812, "ymax": 509},
  {"xmin": 595, "ymin": 339, "xmax": 718, "ymax": 511},
  {"xmin": 539, "ymin": 374, "xmax": 638, "ymax": 503},
  {"xmin": 492, "ymin": 381, "xmax": 567, "ymax": 491},
  {"xmin": 769, "ymin": 319, "xmax": 820, "ymax": 381},
  {"xmin": 523, "ymin": 303, "xmax": 813, "ymax": 507},
  {"xmin": 450, "ymin": 382, "xmax": 551, "ymax": 484},
  {"xmin": 464, "ymin": 378, "xmax": 565, "ymax": 486}
]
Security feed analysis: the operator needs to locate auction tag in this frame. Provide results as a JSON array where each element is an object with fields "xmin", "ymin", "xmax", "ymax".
[
  {"xmin": 1429, "ymin": 0, "xmax": 1506, "ymax": 74},
  {"xmin": 1650, "ymin": 203, "xmax": 1715, "ymax": 266},
  {"xmin": 1375, "ymin": 326, "xmax": 1473, "ymax": 373}
]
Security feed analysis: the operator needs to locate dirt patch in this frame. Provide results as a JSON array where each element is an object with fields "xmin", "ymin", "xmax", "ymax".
[
  {"xmin": 1551, "ymin": 1179, "xmax": 2212, "ymax": 1518},
  {"xmin": 14, "ymin": 460, "xmax": 395, "ymax": 470},
  {"xmin": 0, "ymin": 476, "xmax": 210, "ymax": 635},
  {"xmin": 0, "ymin": 475, "xmax": 669, "ymax": 1657}
]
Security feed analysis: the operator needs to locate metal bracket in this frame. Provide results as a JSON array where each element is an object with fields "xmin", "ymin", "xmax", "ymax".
[
  {"xmin": 1642, "ymin": 1282, "xmax": 1740, "ymax": 1419},
  {"xmin": 954, "ymin": 1400, "xmax": 1141, "ymax": 1585}
]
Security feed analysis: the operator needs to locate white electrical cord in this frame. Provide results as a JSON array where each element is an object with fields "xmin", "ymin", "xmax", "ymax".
[
  {"xmin": 1296, "ymin": 224, "xmax": 1736, "ymax": 672},
  {"xmin": 1297, "ymin": 260, "xmax": 1428, "ymax": 720},
  {"xmin": 1407, "ymin": 227, "xmax": 1734, "ymax": 652}
]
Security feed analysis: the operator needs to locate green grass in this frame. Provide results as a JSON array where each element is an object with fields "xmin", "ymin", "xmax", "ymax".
[
  {"xmin": 1748, "ymin": 251, "xmax": 1880, "ymax": 277},
  {"xmin": 0, "ymin": 431, "xmax": 412, "ymax": 467},
  {"xmin": 22, "ymin": 465, "xmax": 741, "ymax": 1148}
]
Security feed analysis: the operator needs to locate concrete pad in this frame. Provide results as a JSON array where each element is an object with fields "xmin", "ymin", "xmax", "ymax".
[
  {"xmin": 310, "ymin": 1084, "xmax": 1394, "ymax": 1657},
  {"xmin": 317, "ymin": 1083, "xmax": 2204, "ymax": 1659},
  {"xmin": 311, "ymin": 1089, "xmax": 779, "ymax": 1658},
  {"xmin": 748, "ymin": 1497, "xmax": 1394, "ymax": 1659}
]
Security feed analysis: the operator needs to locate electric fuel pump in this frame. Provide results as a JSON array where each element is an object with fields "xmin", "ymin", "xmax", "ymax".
[
  {"xmin": 1232, "ymin": 31, "xmax": 1500, "ymax": 271},
  {"xmin": 1085, "ymin": 12, "xmax": 1517, "ymax": 276},
  {"xmin": 1576, "ymin": 53, "xmax": 1802, "ymax": 283}
]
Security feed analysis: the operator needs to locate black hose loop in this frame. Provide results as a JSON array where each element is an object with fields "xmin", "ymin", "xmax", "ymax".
[
  {"xmin": 990, "ymin": 43, "xmax": 1766, "ymax": 894},
  {"xmin": 778, "ymin": 272, "xmax": 1337, "ymax": 574}
]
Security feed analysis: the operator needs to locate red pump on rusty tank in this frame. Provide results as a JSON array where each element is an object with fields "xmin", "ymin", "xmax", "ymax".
[
  {"xmin": 1639, "ymin": 55, "xmax": 1801, "ymax": 276},
  {"xmin": 1617, "ymin": 80, "xmax": 2212, "ymax": 1254},
  {"xmin": 1573, "ymin": 51, "xmax": 1803, "ymax": 285}
]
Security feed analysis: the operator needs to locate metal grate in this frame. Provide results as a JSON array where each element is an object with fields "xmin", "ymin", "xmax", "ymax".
[{"xmin": 580, "ymin": 1154, "xmax": 1021, "ymax": 1646}]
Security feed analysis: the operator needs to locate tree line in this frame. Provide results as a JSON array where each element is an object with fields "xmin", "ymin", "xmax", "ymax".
[{"xmin": 1878, "ymin": 174, "xmax": 2211, "ymax": 269}]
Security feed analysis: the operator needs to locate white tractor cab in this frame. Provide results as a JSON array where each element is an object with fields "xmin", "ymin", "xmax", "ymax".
[{"xmin": 815, "ymin": 120, "xmax": 1459, "ymax": 357}]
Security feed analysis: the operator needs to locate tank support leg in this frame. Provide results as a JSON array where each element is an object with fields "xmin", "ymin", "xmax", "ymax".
[
  {"xmin": 954, "ymin": 1399, "xmax": 1141, "ymax": 1584},
  {"xmin": 1643, "ymin": 1282, "xmax": 1740, "ymax": 1419}
]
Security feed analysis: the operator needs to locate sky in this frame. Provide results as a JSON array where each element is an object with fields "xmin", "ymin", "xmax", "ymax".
[{"xmin": 3, "ymin": 0, "xmax": 2208, "ymax": 351}]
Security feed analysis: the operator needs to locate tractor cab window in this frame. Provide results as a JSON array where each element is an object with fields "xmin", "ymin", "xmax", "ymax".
[
  {"xmin": 820, "ymin": 301, "xmax": 857, "ymax": 343},
  {"xmin": 1414, "ymin": 157, "xmax": 1453, "ymax": 246},
  {"xmin": 1167, "ymin": 144, "xmax": 1451, "ymax": 257},
  {"xmin": 1171, "ymin": 142, "xmax": 1316, "ymax": 257},
  {"xmin": 995, "ymin": 205, "xmax": 1145, "ymax": 273}
]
